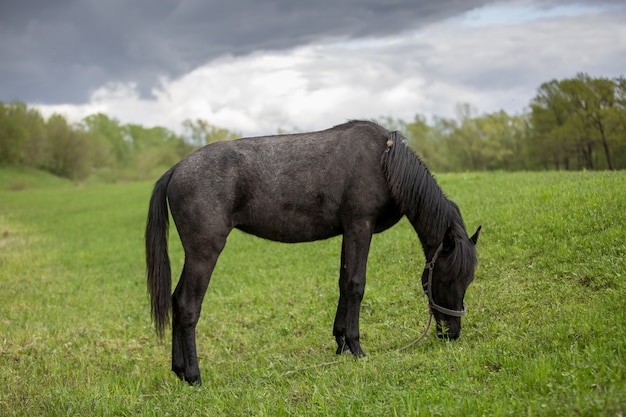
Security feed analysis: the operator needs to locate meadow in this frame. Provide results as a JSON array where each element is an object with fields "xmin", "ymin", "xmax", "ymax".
[{"xmin": 0, "ymin": 167, "xmax": 624, "ymax": 416}]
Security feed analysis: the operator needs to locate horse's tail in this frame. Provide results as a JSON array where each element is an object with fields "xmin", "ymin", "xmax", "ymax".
[{"xmin": 145, "ymin": 168, "xmax": 174, "ymax": 338}]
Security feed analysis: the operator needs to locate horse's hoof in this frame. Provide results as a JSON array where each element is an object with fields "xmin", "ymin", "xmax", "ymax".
[
  {"xmin": 185, "ymin": 376, "xmax": 202, "ymax": 386},
  {"xmin": 351, "ymin": 349, "xmax": 366, "ymax": 358},
  {"xmin": 336, "ymin": 342, "xmax": 351, "ymax": 354}
]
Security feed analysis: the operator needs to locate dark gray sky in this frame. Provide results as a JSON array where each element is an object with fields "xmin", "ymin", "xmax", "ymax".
[
  {"xmin": 1, "ymin": 0, "xmax": 492, "ymax": 103},
  {"xmin": 1, "ymin": 0, "xmax": 624, "ymax": 134}
]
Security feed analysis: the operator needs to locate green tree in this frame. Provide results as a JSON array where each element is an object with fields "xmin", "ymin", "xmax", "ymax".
[
  {"xmin": 17, "ymin": 105, "xmax": 48, "ymax": 168},
  {"xmin": 46, "ymin": 114, "xmax": 94, "ymax": 180},
  {"xmin": 126, "ymin": 124, "xmax": 194, "ymax": 178},
  {"xmin": 0, "ymin": 102, "xmax": 28, "ymax": 164},
  {"xmin": 0, "ymin": 102, "xmax": 48, "ymax": 167},
  {"xmin": 563, "ymin": 74, "xmax": 621, "ymax": 170},
  {"xmin": 473, "ymin": 111, "xmax": 527, "ymax": 171},
  {"xmin": 182, "ymin": 119, "xmax": 239, "ymax": 146},
  {"xmin": 607, "ymin": 76, "xmax": 626, "ymax": 167},
  {"xmin": 529, "ymin": 74, "xmax": 626, "ymax": 170},
  {"xmin": 430, "ymin": 115, "xmax": 459, "ymax": 172},
  {"xmin": 82, "ymin": 113, "xmax": 131, "ymax": 167},
  {"xmin": 530, "ymin": 80, "xmax": 577, "ymax": 169},
  {"xmin": 403, "ymin": 114, "xmax": 436, "ymax": 166}
]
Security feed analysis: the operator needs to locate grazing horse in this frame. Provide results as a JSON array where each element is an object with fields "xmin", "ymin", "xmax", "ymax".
[{"xmin": 146, "ymin": 120, "xmax": 480, "ymax": 385}]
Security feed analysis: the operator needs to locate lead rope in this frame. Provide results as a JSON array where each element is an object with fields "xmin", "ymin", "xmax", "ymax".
[
  {"xmin": 281, "ymin": 310, "xmax": 434, "ymax": 377},
  {"xmin": 282, "ymin": 245, "xmax": 443, "ymax": 377},
  {"xmin": 281, "ymin": 304, "xmax": 435, "ymax": 377},
  {"xmin": 392, "ymin": 308, "xmax": 434, "ymax": 353}
]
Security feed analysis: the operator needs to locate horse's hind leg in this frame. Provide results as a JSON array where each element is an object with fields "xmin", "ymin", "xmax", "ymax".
[{"xmin": 171, "ymin": 233, "xmax": 227, "ymax": 385}]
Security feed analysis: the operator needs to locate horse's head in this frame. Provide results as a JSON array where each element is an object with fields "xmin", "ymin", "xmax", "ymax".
[{"xmin": 422, "ymin": 225, "xmax": 481, "ymax": 339}]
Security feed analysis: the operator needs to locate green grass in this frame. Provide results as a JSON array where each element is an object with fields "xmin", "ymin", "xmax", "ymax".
[
  {"xmin": 1, "ymin": 169, "xmax": 624, "ymax": 416},
  {"xmin": 0, "ymin": 166, "xmax": 75, "ymax": 191}
]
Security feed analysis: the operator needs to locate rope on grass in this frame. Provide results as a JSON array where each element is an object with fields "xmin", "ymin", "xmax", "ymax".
[{"xmin": 281, "ymin": 311, "xmax": 433, "ymax": 377}]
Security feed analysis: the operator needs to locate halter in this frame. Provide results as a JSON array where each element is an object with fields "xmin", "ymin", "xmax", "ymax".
[{"xmin": 423, "ymin": 242, "xmax": 467, "ymax": 318}]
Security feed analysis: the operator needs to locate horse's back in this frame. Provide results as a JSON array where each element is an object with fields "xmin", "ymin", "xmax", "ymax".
[{"xmin": 167, "ymin": 122, "xmax": 402, "ymax": 243}]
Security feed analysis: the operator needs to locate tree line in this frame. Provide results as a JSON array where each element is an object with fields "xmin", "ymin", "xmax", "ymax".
[
  {"xmin": 0, "ymin": 106, "xmax": 238, "ymax": 181},
  {"xmin": 385, "ymin": 73, "xmax": 626, "ymax": 171},
  {"xmin": 1, "ymin": 73, "xmax": 624, "ymax": 181}
]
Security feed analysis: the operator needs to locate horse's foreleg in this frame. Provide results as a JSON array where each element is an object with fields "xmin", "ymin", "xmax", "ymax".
[{"xmin": 337, "ymin": 222, "xmax": 373, "ymax": 357}]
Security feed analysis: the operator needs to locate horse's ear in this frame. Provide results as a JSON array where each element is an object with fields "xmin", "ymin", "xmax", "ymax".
[{"xmin": 470, "ymin": 226, "xmax": 481, "ymax": 245}]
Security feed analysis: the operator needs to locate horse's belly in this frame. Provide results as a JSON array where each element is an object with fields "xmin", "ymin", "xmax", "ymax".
[
  {"xmin": 232, "ymin": 188, "xmax": 401, "ymax": 243},
  {"xmin": 235, "ymin": 221, "xmax": 342, "ymax": 243},
  {"xmin": 234, "ymin": 210, "xmax": 342, "ymax": 243}
]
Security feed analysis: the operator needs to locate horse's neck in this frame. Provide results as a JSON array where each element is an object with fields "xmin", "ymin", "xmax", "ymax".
[{"xmin": 406, "ymin": 199, "xmax": 450, "ymax": 257}]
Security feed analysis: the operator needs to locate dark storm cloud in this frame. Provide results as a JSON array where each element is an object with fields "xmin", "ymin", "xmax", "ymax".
[{"xmin": 1, "ymin": 0, "xmax": 496, "ymax": 103}]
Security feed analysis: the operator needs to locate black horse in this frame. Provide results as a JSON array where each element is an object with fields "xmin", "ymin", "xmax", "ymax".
[{"xmin": 146, "ymin": 120, "xmax": 480, "ymax": 385}]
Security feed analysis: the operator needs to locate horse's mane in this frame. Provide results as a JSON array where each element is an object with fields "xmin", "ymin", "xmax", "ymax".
[
  {"xmin": 380, "ymin": 130, "xmax": 477, "ymax": 283},
  {"xmin": 380, "ymin": 130, "xmax": 449, "ymax": 239}
]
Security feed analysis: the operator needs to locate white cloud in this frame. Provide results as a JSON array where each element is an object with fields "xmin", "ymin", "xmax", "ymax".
[{"xmin": 34, "ymin": 3, "xmax": 626, "ymax": 137}]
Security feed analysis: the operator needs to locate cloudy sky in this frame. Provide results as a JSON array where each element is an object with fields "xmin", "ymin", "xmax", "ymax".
[{"xmin": 1, "ymin": 0, "xmax": 625, "ymax": 136}]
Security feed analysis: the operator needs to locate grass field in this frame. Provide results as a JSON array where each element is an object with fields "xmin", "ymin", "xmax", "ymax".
[{"xmin": 1, "ymin": 167, "xmax": 624, "ymax": 416}]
